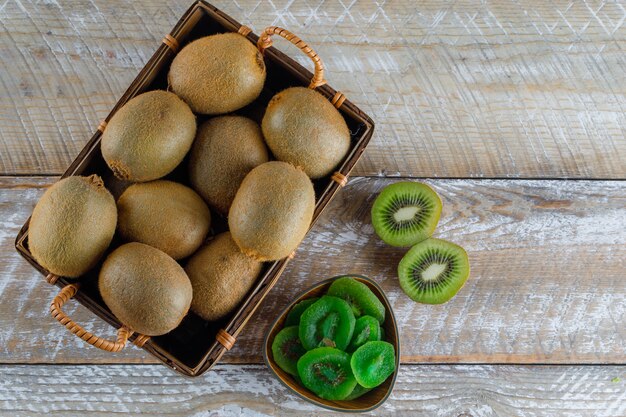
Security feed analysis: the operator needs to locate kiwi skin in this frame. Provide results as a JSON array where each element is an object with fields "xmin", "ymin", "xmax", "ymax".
[
  {"xmin": 99, "ymin": 242, "xmax": 192, "ymax": 336},
  {"xmin": 101, "ymin": 90, "xmax": 196, "ymax": 182},
  {"xmin": 29, "ymin": 175, "xmax": 117, "ymax": 278},
  {"xmin": 188, "ymin": 116, "xmax": 268, "ymax": 214},
  {"xmin": 262, "ymin": 86, "xmax": 351, "ymax": 179},
  {"xmin": 168, "ymin": 33, "xmax": 266, "ymax": 115},
  {"xmin": 116, "ymin": 180, "xmax": 211, "ymax": 260},
  {"xmin": 228, "ymin": 161, "xmax": 315, "ymax": 261},
  {"xmin": 185, "ymin": 232, "xmax": 263, "ymax": 321}
]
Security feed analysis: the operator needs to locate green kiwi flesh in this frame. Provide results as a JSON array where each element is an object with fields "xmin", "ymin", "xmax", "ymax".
[
  {"xmin": 99, "ymin": 242, "xmax": 192, "ymax": 336},
  {"xmin": 101, "ymin": 90, "xmax": 196, "ymax": 182},
  {"xmin": 228, "ymin": 161, "xmax": 315, "ymax": 261},
  {"xmin": 262, "ymin": 87, "xmax": 351, "ymax": 179},
  {"xmin": 371, "ymin": 182, "xmax": 442, "ymax": 247},
  {"xmin": 168, "ymin": 33, "xmax": 266, "ymax": 114},
  {"xmin": 185, "ymin": 232, "xmax": 263, "ymax": 321},
  {"xmin": 188, "ymin": 116, "xmax": 268, "ymax": 214},
  {"xmin": 116, "ymin": 180, "xmax": 211, "ymax": 260},
  {"xmin": 398, "ymin": 238, "xmax": 470, "ymax": 304},
  {"xmin": 29, "ymin": 175, "xmax": 117, "ymax": 278}
]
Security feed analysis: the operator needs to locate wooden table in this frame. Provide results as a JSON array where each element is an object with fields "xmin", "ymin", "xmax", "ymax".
[{"xmin": 1, "ymin": 1, "xmax": 624, "ymax": 415}]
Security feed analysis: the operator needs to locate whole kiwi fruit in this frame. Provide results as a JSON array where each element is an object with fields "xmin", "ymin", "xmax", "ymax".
[
  {"xmin": 229, "ymin": 161, "xmax": 315, "ymax": 261},
  {"xmin": 185, "ymin": 232, "xmax": 263, "ymax": 321},
  {"xmin": 29, "ymin": 175, "xmax": 117, "ymax": 278},
  {"xmin": 99, "ymin": 242, "xmax": 192, "ymax": 336},
  {"xmin": 188, "ymin": 116, "xmax": 268, "ymax": 214},
  {"xmin": 101, "ymin": 90, "xmax": 196, "ymax": 182},
  {"xmin": 168, "ymin": 33, "xmax": 266, "ymax": 114},
  {"xmin": 116, "ymin": 180, "xmax": 211, "ymax": 260},
  {"xmin": 262, "ymin": 87, "xmax": 351, "ymax": 179}
]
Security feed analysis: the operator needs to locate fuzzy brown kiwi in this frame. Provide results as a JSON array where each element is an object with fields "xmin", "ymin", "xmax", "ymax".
[
  {"xmin": 168, "ymin": 33, "xmax": 266, "ymax": 115},
  {"xmin": 228, "ymin": 161, "xmax": 315, "ymax": 261},
  {"xmin": 188, "ymin": 116, "xmax": 268, "ymax": 214},
  {"xmin": 116, "ymin": 180, "xmax": 211, "ymax": 260},
  {"xmin": 28, "ymin": 175, "xmax": 117, "ymax": 278},
  {"xmin": 262, "ymin": 87, "xmax": 351, "ymax": 179},
  {"xmin": 99, "ymin": 242, "xmax": 192, "ymax": 336},
  {"xmin": 185, "ymin": 232, "xmax": 263, "ymax": 321},
  {"xmin": 101, "ymin": 90, "xmax": 196, "ymax": 182}
]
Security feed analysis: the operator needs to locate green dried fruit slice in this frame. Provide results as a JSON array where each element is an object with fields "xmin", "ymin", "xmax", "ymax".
[
  {"xmin": 285, "ymin": 297, "xmax": 319, "ymax": 326},
  {"xmin": 271, "ymin": 326, "xmax": 306, "ymax": 376},
  {"xmin": 350, "ymin": 341, "xmax": 396, "ymax": 389},
  {"xmin": 327, "ymin": 276, "xmax": 385, "ymax": 323},
  {"xmin": 344, "ymin": 384, "xmax": 373, "ymax": 401},
  {"xmin": 299, "ymin": 295, "xmax": 355, "ymax": 351},
  {"xmin": 347, "ymin": 315, "xmax": 381, "ymax": 352},
  {"xmin": 297, "ymin": 347, "xmax": 357, "ymax": 400}
]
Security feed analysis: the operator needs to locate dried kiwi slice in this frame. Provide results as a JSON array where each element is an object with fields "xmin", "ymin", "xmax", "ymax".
[
  {"xmin": 350, "ymin": 341, "xmax": 396, "ymax": 389},
  {"xmin": 398, "ymin": 238, "xmax": 470, "ymax": 304},
  {"xmin": 344, "ymin": 384, "xmax": 373, "ymax": 401},
  {"xmin": 347, "ymin": 315, "xmax": 381, "ymax": 353},
  {"xmin": 327, "ymin": 276, "xmax": 385, "ymax": 324},
  {"xmin": 271, "ymin": 326, "xmax": 306, "ymax": 376},
  {"xmin": 285, "ymin": 297, "xmax": 319, "ymax": 326},
  {"xmin": 299, "ymin": 296, "xmax": 355, "ymax": 351},
  {"xmin": 297, "ymin": 347, "xmax": 357, "ymax": 400},
  {"xmin": 371, "ymin": 182, "xmax": 442, "ymax": 247}
]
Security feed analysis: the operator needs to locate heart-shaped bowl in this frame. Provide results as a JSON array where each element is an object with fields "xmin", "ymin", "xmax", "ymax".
[{"xmin": 263, "ymin": 274, "xmax": 400, "ymax": 412}]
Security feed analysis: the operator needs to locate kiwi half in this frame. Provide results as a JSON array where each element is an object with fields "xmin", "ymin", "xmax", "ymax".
[
  {"xmin": 398, "ymin": 238, "xmax": 470, "ymax": 304},
  {"xmin": 371, "ymin": 182, "xmax": 442, "ymax": 247}
]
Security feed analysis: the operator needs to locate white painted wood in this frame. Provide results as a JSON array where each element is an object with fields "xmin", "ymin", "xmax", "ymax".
[
  {"xmin": 1, "ymin": 177, "xmax": 624, "ymax": 364},
  {"xmin": 0, "ymin": 0, "xmax": 624, "ymax": 177},
  {"xmin": 0, "ymin": 364, "xmax": 624, "ymax": 417}
]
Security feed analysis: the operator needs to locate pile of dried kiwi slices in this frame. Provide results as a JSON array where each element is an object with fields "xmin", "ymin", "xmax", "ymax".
[
  {"xmin": 371, "ymin": 182, "xmax": 470, "ymax": 304},
  {"xmin": 271, "ymin": 277, "xmax": 396, "ymax": 401}
]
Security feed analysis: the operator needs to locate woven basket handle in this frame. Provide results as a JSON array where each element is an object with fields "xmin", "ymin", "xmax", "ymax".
[
  {"xmin": 50, "ymin": 283, "xmax": 133, "ymax": 352},
  {"xmin": 257, "ymin": 26, "xmax": 326, "ymax": 89}
]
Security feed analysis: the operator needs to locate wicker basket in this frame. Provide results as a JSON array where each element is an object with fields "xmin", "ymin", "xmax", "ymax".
[{"xmin": 14, "ymin": 0, "xmax": 374, "ymax": 377}]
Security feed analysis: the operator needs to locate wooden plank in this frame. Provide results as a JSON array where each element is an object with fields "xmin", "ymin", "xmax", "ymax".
[
  {"xmin": 1, "ymin": 0, "xmax": 625, "ymax": 178},
  {"xmin": 1, "ymin": 177, "xmax": 624, "ymax": 364},
  {"xmin": 0, "ymin": 364, "xmax": 624, "ymax": 416}
]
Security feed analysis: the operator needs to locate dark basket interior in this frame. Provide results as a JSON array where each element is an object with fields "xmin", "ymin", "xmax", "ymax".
[{"xmin": 15, "ymin": 0, "xmax": 374, "ymax": 376}]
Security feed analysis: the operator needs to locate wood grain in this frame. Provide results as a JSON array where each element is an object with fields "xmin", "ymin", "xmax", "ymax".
[
  {"xmin": 0, "ymin": 364, "xmax": 624, "ymax": 416},
  {"xmin": 1, "ymin": 0, "xmax": 625, "ymax": 178},
  {"xmin": 1, "ymin": 177, "xmax": 624, "ymax": 364}
]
